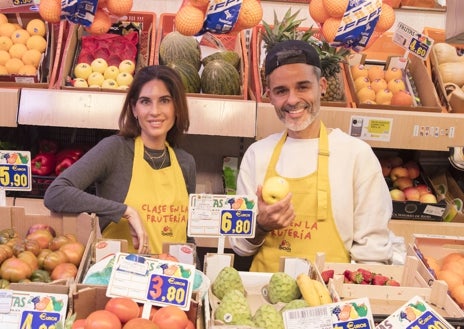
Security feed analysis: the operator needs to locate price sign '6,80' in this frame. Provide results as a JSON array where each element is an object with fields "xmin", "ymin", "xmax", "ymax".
[
  {"xmin": 0, "ymin": 151, "xmax": 31, "ymax": 191},
  {"xmin": 220, "ymin": 210, "xmax": 253, "ymax": 235}
]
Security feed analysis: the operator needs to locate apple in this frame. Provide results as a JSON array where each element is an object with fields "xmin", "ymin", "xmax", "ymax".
[
  {"xmin": 87, "ymin": 71, "xmax": 104, "ymax": 86},
  {"xmin": 101, "ymin": 78, "xmax": 119, "ymax": 89},
  {"xmin": 388, "ymin": 156, "xmax": 403, "ymax": 167},
  {"xmin": 404, "ymin": 160, "xmax": 420, "ymax": 179},
  {"xmin": 74, "ymin": 62, "xmax": 92, "ymax": 80},
  {"xmin": 262, "ymin": 176, "xmax": 290, "ymax": 205},
  {"xmin": 403, "ymin": 186, "xmax": 420, "ymax": 201},
  {"xmin": 415, "ymin": 184, "xmax": 431, "ymax": 195},
  {"xmin": 392, "ymin": 176, "xmax": 413, "ymax": 190},
  {"xmin": 419, "ymin": 193, "xmax": 437, "ymax": 204},
  {"xmin": 91, "ymin": 57, "xmax": 108, "ymax": 74},
  {"xmin": 443, "ymin": 203, "xmax": 459, "ymax": 222},
  {"xmin": 390, "ymin": 166, "xmax": 409, "ymax": 181},
  {"xmin": 390, "ymin": 188, "xmax": 406, "ymax": 201},
  {"xmin": 103, "ymin": 65, "xmax": 119, "ymax": 80},
  {"xmin": 73, "ymin": 78, "xmax": 88, "ymax": 88},
  {"xmin": 119, "ymin": 59, "xmax": 135, "ymax": 74},
  {"xmin": 379, "ymin": 157, "xmax": 392, "ymax": 177},
  {"xmin": 116, "ymin": 72, "xmax": 133, "ymax": 87}
]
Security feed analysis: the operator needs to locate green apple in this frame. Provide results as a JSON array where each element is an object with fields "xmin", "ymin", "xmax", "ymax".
[
  {"xmin": 101, "ymin": 78, "xmax": 119, "ymax": 89},
  {"xmin": 262, "ymin": 176, "xmax": 290, "ymax": 205},
  {"xmin": 73, "ymin": 78, "xmax": 88, "ymax": 88},
  {"xmin": 116, "ymin": 72, "xmax": 133, "ymax": 87},
  {"xmin": 91, "ymin": 58, "xmax": 108, "ymax": 74},
  {"xmin": 104, "ymin": 65, "xmax": 119, "ymax": 80},
  {"xmin": 87, "ymin": 71, "xmax": 104, "ymax": 86},
  {"xmin": 73, "ymin": 62, "xmax": 92, "ymax": 80},
  {"xmin": 118, "ymin": 59, "xmax": 135, "ymax": 74}
]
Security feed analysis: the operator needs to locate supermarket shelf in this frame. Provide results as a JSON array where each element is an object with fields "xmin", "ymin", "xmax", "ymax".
[
  {"xmin": 257, "ymin": 103, "xmax": 464, "ymax": 152},
  {"xmin": 16, "ymin": 88, "xmax": 256, "ymax": 137}
]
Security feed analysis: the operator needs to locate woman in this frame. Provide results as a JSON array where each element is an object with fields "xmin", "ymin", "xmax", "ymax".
[{"xmin": 44, "ymin": 65, "xmax": 196, "ymax": 254}]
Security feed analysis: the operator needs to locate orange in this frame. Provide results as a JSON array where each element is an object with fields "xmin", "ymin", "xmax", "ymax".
[
  {"xmin": 26, "ymin": 19, "xmax": 47, "ymax": 37},
  {"xmin": 423, "ymin": 255, "xmax": 441, "ymax": 277},
  {"xmin": 0, "ymin": 50, "xmax": 10, "ymax": 65},
  {"xmin": 387, "ymin": 78, "xmax": 406, "ymax": 94},
  {"xmin": 0, "ymin": 22, "xmax": 17, "ymax": 37},
  {"xmin": 9, "ymin": 43, "xmax": 27, "ymax": 59},
  {"xmin": 451, "ymin": 284, "xmax": 464, "ymax": 308},
  {"xmin": 367, "ymin": 65, "xmax": 385, "ymax": 82},
  {"xmin": 123, "ymin": 318, "xmax": 158, "ymax": 329},
  {"xmin": 0, "ymin": 65, "xmax": 7, "ymax": 75},
  {"xmin": 442, "ymin": 252, "xmax": 464, "ymax": 265},
  {"xmin": 86, "ymin": 9, "xmax": 112, "ymax": 35},
  {"xmin": 0, "ymin": 13, "xmax": 8, "ymax": 25},
  {"xmin": 357, "ymin": 86, "xmax": 376, "ymax": 103},
  {"xmin": 437, "ymin": 269, "xmax": 463, "ymax": 292},
  {"xmin": 18, "ymin": 64, "xmax": 37, "ymax": 75},
  {"xmin": 321, "ymin": 17, "xmax": 341, "ymax": 43},
  {"xmin": 22, "ymin": 48, "xmax": 42, "ymax": 67},
  {"xmin": 39, "ymin": 0, "xmax": 62, "ymax": 24},
  {"xmin": 26, "ymin": 35, "xmax": 47, "ymax": 53},
  {"xmin": 322, "ymin": 0, "xmax": 348, "ymax": 18},
  {"xmin": 0, "ymin": 36, "xmax": 13, "ymax": 51},
  {"xmin": 236, "ymin": 0, "xmax": 263, "ymax": 29},
  {"xmin": 106, "ymin": 0, "xmax": 133, "ymax": 17},
  {"xmin": 442, "ymin": 260, "xmax": 464, "ymax": 279},
  {"xmin": 309, "ymin": 0, "xmax": 331, "ymax": 24},
  {"xmin": 384, "ymin": 67, "xmax": 402, "ymax": 82},
  {"xmin": 375, "ymin": 88, "xmax": 393, "ymax": 105},
  {"xmin": 175, "ymin": 4, "xmax": 205, "ymax": 36},
  {"xmin": 97, "ymin": 0, "xmax": 108, "ymax": 8},
  {"xmin": 376, "ymin": 3, "xmax": 395, "ymax": 32},
  {"xmin": 350, "ymin": 64, "xmax": 369, "ymax": 80},
  {"xmin": 5, "ymin": 57, "xmax": 24, "ymax": 74},
  {"xmin": 189, "ymin": 0, "xmax": 210, "ymax": 9},
  {"xmin": 390, "ymin": 90, "xmax": 413, "ymax": 106},
  {"xmin": 353, "ymin": 76, "xmax": 370, "ymax": 91},
  {"xmin": 10, "ymin": 29, "xmax": 30, "ymax": 45},
  {"xmin": 370, "ymin": 78, "xmax": 388, "ymax": 93}
]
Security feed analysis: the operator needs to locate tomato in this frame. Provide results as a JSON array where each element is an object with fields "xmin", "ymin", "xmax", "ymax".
[
  {"xmin": 123, "ymin": 318, "xmax": 159, "ymax": 329},
  {"xmin": 17, "ymin": 250, "xmax": 39, "ymax": 272},
  {"xmin": 84, "ymin": 310, "xmax": 121, "ymax": 329},
  {"xmin": 49, "ymin": 235, "xmax": 71, "ymax": 251},
  {"xmin": 151, "ymin": 306, "xmax": 189, "ymax": 329},
  {"xmin": 26, "ymin": 229, "xmax": 54, "ymax": 249},
  {"xmin": 104, "ymin": 297, "xmax": 140, "ymax": 323},
  {"xmin": 51, "ymin": 262, "xmax": 77, "ymax": 280},
  {"xmin": 26, "ymin": 224, "xmax": 56, "ymax": 237},
  {"xmin": 37, "ymin": 248, "xmax": 52, "ymax": 268},
  {"xmin": 59, "ymin": 241, "xmax": 85, "ymax": 265},
  {"xmin": 185, "ymin": 320, "xmax": 195, "ymax": 329},
  {"xmin": 43, "ymin": 250, "xmax": 68, "ymax": 271},
  {"xmin": 0, "ymin": 257, "xmax": 33, "ymax": 282},
  {"xmin": 71, "ymin": 318, "xmax": 86, "ymax": 329}
]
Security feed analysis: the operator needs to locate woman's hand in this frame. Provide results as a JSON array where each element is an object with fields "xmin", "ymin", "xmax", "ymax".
[{"xmin": 124, "ymin": 206, "xmax": 150, "ymax": 254}]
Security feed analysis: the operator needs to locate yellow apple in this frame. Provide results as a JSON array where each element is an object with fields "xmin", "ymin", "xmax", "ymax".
[
  {"xmin": 403, "ymin": 186, "xmax": 420, "ymax": 201},
  {"xmin": 116, "ymin": 72, "xmax": 133, "ymax": 87},
  {"xmin": 390, "ymin": 188, "xmax": 405, "ymax": 201},
  {"xmin": 103, "ymin": 65, "xmax": 119, "ymax": 80},
  {"xmin": 262, "ymin": 176, "xmax": 290, "ymax": 205},
  {"xmin": 419, "ymin": 193, "xmax": 437, "ymax": 204},
  {"xmin": 73, "ymin": 62, "xmax": 92, "ymax": 80},
  {"xmin": 390, "ymin": 166, "xmax": 409, "ymax": 181},
  {"xmin": 118, "ymin": 59, "xmax": 135, "ymax": 74},
  {"xmin": 87, "ymin": 71, "xmax": 104, "ymax": 86},
  {"xmin": 101, "ymin": 78, "xmax": 119, "ymax": 89},
  {"xmin": 73, "ymin": 78, "xmax": 88, "ymax": 88},
  {"xmin": 91, "ymin": 58, "xmax": 108, "ymax": 74}
]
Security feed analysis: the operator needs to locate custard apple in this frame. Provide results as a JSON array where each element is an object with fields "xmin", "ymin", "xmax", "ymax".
[
  {"xmin": 280, "ymin": 299, "xmax": 310, "ymax": 313},
  {"xmin": 212, "ymin": 266, "xmax": 245, "ymax": 300},
  {"xmin": 214, "ymin": 289, "xmax": 252, "ymax": 325},
  {"xmin": 253, "ymin": 304, "xmax": 284, "ymax": 329},
  {"xmin": 268, "ymin": 272, "xmax": 301, "ymax": 304}
]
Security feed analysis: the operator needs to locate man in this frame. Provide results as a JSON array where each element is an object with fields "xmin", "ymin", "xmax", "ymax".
[{"xmin": 229, "ymin": 40, "xmax": 394, "ymax": 272}]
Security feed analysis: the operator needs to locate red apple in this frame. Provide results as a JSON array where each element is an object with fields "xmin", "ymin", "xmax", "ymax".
[
  {"xmin": 416, "ymin": 184, "xmax": 432, "ymax": 196},
  {"xmin": 379, "ymin": 157, "xmax": 392, "ymax": 177},
  {"xmin": 390, "ymin": 166, "xmax": 409, "ymax": 181},
  {"xmin": 388, "ymin": 156, "xmax": 404, "ymax": 167},
  {"xmin": 404, "ymin": 160, "xmax": 420, "ymax": 179},
  {"xmin": 419, "ymin": 193, "xmax": 437, "ymax": 204},
  {"xmin": 390, "ymin": 189, "xmax": 406, "ymax": 201},
  {"xmin": 393, "ymin": 176, "xmax": 414, "ymax": 190},
  {"xmin": 403, "ymin": 186, "xmax": 420, "ymax": 201}
]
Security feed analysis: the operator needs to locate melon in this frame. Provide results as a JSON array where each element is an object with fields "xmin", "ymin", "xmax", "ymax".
[
  {"xmin": 159, "ymin": 31, "xmax": 201, "ymax": 70},
  {"xmin": 201, "ymin": 59, "xmax": 241, "ymax": 95},
  {"xmin": 202, "ymin": 50, "xmax": 241, "ymax": 70},
  {"xmin": 167, "ymin": 62, "xmax": 201, "ymax": 93}
]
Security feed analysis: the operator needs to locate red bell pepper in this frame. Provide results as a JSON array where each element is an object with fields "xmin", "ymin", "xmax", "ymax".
[
  {"xmin": 55, "ymin": 157, "xmax": 76, "ymax": 176},
  {"xmin": 55, "ymin": 148, "xmax": 84, "ymax": 164},
  {"xmin": 31, "ymin": 154, "xmax": 56, "ymax": 176},
  {"xmin": 38, "ymin": 139, "xmax": 58, "ymax": 155}
]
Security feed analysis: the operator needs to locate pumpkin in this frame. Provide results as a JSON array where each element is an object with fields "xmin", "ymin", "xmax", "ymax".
[
  {"xmin": 201, "ymin": 59, "xmax": 241, "ymax": 95},
  {"xmin": 167, "ymin": 62, "xmax": 201, "ymax": 93},
  {"xmin": 159, "ymin": 31, "xmax": 202, "ymax": 70}
]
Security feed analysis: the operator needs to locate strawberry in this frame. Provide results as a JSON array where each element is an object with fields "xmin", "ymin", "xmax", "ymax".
[
  {"xmin": 357, "ymin": 268, "xmax": 373, "ymax": 284},
  {"xmin": 348, "ymin": 270, "xmax": 364, "ymax": 284},
  {"xmin": 343, "ymin": 270, "xmax": 353, "ymax": 283},
  {"xmin": 386, "ymin": 279, "xmax": 400, "ymax": 286},
  {"xmin": 321, "ymin": 269, "xmax": 334, "ymax": 284},
  {"xmin": 372, "ymin": 273, "xmax": 389, "ymax": 286}
]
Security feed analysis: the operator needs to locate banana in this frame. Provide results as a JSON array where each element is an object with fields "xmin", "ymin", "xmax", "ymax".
[
  {"xmin": 296, "ymin": 273, "xmax": 321, "ymax": 306},
  {"xmin": 312, "ymin": 278, "xmax": 333, "ymax": 305}
]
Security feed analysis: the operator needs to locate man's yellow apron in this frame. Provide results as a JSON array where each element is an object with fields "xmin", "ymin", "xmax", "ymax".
[
  {"xmin": 250, "ymin": 122, "xmax": 350, "ymax": 272},
  {"xmin": 103, "ymin": 136, "xmax": 188, "ymax": 254}
]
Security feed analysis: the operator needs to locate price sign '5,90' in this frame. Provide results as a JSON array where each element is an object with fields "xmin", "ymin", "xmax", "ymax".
[{"xmin": 0, "ymin": 151, "xmax": 31, "ymax": 191}]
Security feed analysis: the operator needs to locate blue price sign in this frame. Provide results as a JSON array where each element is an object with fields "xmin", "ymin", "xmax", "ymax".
[
  {"xmin": 19, "ymin": 310, "xmax": 63, "ymax": 329},
  {"xmin": 0, "ymin": 151, "xmax": 31, "ymax": 191},
  {"xmin": 408, "ymin": 37, "xmax": 430, "ymax": 60},
  {"xmin": 147, "ymin": 274, "xmax": 190, "ymax": 308},
  {"xmin": 407, "ymin": 310, "xmax": 452, "ymax": 329},
  {"xmin": 394, "ymin": 22, "xmax": 434, "ymax": 60},
  {"xmin": 220, "ymin": 209, "xmax": 253, "ymax": 236}
]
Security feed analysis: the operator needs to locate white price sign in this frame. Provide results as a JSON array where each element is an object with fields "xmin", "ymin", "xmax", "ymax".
[{"xmin": 393, "ymin": 22, "xmax": 434, "ymax": 60}]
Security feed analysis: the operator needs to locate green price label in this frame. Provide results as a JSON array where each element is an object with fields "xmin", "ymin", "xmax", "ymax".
[{"xmin": 220, "ymin": 210, "xmax": 253, "ymax": 235}]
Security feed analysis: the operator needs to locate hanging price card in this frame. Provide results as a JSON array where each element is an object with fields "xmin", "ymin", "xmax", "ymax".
[
  {"xmin": 0, "ymin": 150, "xmax": 31, "ymax": 191},
  {"xmin": 393, "ymin": 22, "xmax": 434, "ymax": 60},
  {"xmin": 187, "ymin": 194, "xmax": 257, "ymax": 238},
  {"xmin": 107, "ymin": 253, "xmax": 196, "ymax": 310}
]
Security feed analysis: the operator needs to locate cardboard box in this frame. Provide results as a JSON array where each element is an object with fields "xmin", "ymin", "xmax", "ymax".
[
  {"xmin": 249, "ymin": 24, "xmax": 353, "ymax": 107},
  {"xmin": 155, "ymin": 13, "xmax": 249, "ymax": 100},
  {"xmin": 429, "ymin": 170, "xmax": 464, "ymax": 223},
  {"xmin": 0, "ymin": 12, "xmax": 64, "ymax": 89},
  {"xmin": 55, "ymin": 11, "xmax": 156, "ymax": 92}
]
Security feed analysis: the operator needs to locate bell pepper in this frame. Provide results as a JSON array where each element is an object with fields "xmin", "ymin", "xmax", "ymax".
[
  {"xmin": 55, "ymin": 157, "xmax": 76, "ymax": 176},
  {"xmin": 31, "ymin": 153, "xmax": 56, "ymax": 176},
  {"xmin": 55, "ymin": 148, "xmax": 84, "ymax": 164},
  {"xmin": 38, "ymin": 139, "xmax": 58, "ymax": 155}
]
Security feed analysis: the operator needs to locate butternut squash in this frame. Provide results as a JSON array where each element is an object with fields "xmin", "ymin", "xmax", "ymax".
[
  {"xmin": 438, "ymin": 62, "xmax": 464, "ymax": 86},
  {"xmin": 433, "ymin": 43, "xmax": 464, "ymax": 64}
]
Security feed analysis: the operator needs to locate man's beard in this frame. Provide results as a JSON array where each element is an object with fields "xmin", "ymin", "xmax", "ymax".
[{"xmin": 277, "ymin": 102, "xmax": 319, "ymax": 132}]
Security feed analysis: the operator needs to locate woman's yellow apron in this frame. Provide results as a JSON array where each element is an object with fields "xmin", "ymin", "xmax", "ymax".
[
  {"xmin": 103, "ymin": 137, "xmax": 188, "ymax": 254},
  {"xmin": 250, "ymin": 122, "xmax": 350, "ymax": 272}
]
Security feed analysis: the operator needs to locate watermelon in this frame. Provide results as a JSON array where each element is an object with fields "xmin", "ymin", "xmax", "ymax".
[
  {"xmin": 202, "ymin": 51, "xmax": 241, "ymax": 70},
  {"xmin": 167, "ymin": 62, "xmax": 201, "ymax": 93},
  {"xmin": 201, "ymin": 59, "xmax": 241, "ymax": 96},
  {"xmin": 159, "ymin": 31, "xmax": 202, "ymax": 70}
]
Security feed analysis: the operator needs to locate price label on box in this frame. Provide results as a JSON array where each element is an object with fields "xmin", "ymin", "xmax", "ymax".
[
  {"xmin": 0, "ymin": 151, "xmax": 31, "ymax": 191},
  {"xmin": 188, "ymin": 194, "xmax": 257, "ymax": 238},
  {"xmin": 393, "ymin": 22, "xmax": 434, "ymax": 60}
]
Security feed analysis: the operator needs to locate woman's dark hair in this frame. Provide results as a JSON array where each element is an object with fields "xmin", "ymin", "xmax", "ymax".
[{"xmin": 118, "ymin": 65, "xmax": 190, "ymax": 147}]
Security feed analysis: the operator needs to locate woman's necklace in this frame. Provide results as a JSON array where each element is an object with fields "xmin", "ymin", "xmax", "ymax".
[{"xmin": 144, "ymin": 147, "xmax": 168, "ymax": 170}]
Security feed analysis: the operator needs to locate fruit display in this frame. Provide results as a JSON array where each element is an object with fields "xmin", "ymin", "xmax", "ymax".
[{"xmin": 0, "ymin": 14, "xmax": 49, "ymax": 79}]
